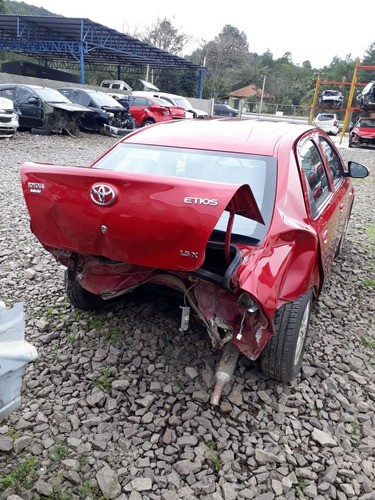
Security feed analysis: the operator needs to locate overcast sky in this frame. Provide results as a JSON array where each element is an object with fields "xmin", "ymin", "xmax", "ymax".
[{"xmin": 24, "ymin": 0, "xmax": 374, "ymax": 68}]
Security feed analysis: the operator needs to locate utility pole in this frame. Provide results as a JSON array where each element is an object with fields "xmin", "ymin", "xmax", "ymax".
[{"xmin": 259, "ymin": 75, "xmax": 266, "ymax": 116}]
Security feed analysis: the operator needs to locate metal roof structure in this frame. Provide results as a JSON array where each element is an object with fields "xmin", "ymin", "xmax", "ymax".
[{"xmin": 0, "ymin": 15, "xmax": 204, "ymax": 86}]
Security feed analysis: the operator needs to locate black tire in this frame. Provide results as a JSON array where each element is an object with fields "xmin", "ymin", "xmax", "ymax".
[
  {"xmin": 143, "ymin": 119, "xmax": 155, "ymax": 127},
  {"xmin": 260, "ymin": 290, "xmax": 313, "ymax": 383},
  {"xmin": 31, "ymin": 128, "xmax": 51, "ymax": 136},
  {"xmin": 65, "ymin": 271, "xmax": 104, "ymax": 311}
]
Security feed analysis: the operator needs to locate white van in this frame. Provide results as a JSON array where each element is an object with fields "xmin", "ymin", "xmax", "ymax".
[
  {"xmin": 100, "ymin": 79, "xmax": 160, "ymax": 93},
  {"xmin": 131, "ymin": 91, "xmax": 208, "ymax": 119},
  {"xmin": 100, "ymin": 80, "xmax": 132, "ymax": 92}
]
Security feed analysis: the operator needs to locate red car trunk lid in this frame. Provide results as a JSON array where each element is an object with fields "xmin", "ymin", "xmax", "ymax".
[{"xmin": 20, "ymin": 163, "xmax": 263, "ymax": 271}]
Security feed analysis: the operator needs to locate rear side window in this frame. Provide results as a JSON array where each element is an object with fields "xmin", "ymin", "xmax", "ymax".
[
  {"xmin": 132, "ymin": 97, "xmax": 149, "ymax": 106},
  {"xmin": 299, "ymin": 140, "xmax": 331, "ymax": 217},
  {"xmin": 318, "ymin": 137, "xmax": 344, "ymax": 186}
]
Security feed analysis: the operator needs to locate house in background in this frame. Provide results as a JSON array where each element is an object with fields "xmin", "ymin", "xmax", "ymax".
[{"xmin": 223, "ymin": 84, "xmax": 272, "ymax": 113}]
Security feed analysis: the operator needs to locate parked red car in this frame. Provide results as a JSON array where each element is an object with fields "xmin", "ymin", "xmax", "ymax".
[
  {"xmin": 111, "ymin": 94, "xmax": 180, "ymax": 127},
  {"xmin": 20, "ymin": 119, "xmax": 368, "ymax": 400},
  {"xmin": 349, "ymin": 117, "xmax": 375, "ymax": 148},
  {"xmin": 131, "ymin": 92, "xmax": 186, "ymax": 120}
]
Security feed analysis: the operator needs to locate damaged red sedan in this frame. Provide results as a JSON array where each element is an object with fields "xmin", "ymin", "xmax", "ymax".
[{"xmin": 20, "ymin": 119, "xmax": 368, "ymax": 402}]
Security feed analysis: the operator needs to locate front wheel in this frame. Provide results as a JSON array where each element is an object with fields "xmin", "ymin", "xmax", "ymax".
[
  {"xmin": 65, "ymin": 271, "xmax": 104, "ymax": 311},
  {"xmin": 143, "ymin": 119, "xmax": 155, "ymax": 127},
  {"xmin": 260, "ymin": 291, "xmax": 313, "ymax": 383}
]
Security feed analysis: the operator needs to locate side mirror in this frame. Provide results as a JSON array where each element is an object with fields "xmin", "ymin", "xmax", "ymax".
[
  {"xmin": 347, "ymin": 161, "xmax": 369, "ymax": 178},
  {"xmin": 28, "ymin": 97, "xmax": 39, "ymax": 105}
]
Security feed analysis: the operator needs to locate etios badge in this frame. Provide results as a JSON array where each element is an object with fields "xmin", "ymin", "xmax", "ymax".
[{"xmin": 90, "ymin": 184, "xmax": 116, "ymax": 206}]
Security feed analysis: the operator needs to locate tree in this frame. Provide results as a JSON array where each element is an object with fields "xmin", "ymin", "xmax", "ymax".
[
  {"xmin": 198, "ymin": 25, "xmax": 250, "ymax": 99},
  {"xmin": 360, "ymin": 42, "xmax": 375, "ymax": 82},
  {"xmin": 141, "ymin": 17, "xmax": 190, "ymax": 56},
  {"xmin": 0, "ymin": 0, "xmax": 8, "ymax": 13}
]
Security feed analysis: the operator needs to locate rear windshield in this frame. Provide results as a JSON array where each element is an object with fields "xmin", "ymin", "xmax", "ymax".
[
  {"xmin": 92, "ymin": 144, "xmax": 276, "ymax": 242},
  {"xmin": 323, "ymin": 91, "xmax": 340, "ymax": 97},
  {"xmin": 318, "ymin": 114, "xmax": 335, "ymax": 121}
]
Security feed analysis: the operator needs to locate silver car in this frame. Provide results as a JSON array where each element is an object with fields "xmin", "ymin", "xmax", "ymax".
[{"xmin": 0, "ymin": 96, "xmax": 19, "ymax": 138}]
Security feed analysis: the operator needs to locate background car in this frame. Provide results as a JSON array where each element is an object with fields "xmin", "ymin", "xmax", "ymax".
[
  {"xmin": 0, "ymin": 84, "xmax": 89, "ymax": 136},
  {"xmin": 213, "ymin": 103, "xmax": 239, "ymax": 116},
  {"xmin": 312, "ymin": 112, "xmax": 340, "ymax": 135},
  {"xmin": 349, "ymin": 117, "xmax": 375, "ymax": 148},
  {"xmin": 58, "ymin": 87, "xmax": 135, "ymax": 136},
  {"xmin": 111, "ymin": 93, "xmax": 183, "ymax": 126},
  {"xmin": 130, "ymin": 92, "xmax": 186, "ymax": 121},
  {"xmin": 355, "ymin": 81, "xmax": 375, "ymax": 109},
  {"xmin": 20, "ymin": 120, "xmax": 368, "ymax": 402},
  {"xmin": 318, "ymin": 89, "xmax": 343, "ymax": 109},
  {"xmin": 132, "ymin": 90, "xmax": 208, "ymax": 119},
  {"xmin": 100, "ymin": 78, "xmax": 160, "ymax": 92},
  {"xmin": 0, "ymin": 96, "xmax": 19, "ymax": 138}
]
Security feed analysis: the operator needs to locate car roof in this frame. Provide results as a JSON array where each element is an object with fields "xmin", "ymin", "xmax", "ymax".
[
  {"xmin": 59, "ymin": 87, "xmax": 102, "ymax": 94},
  {"xmin": 0, "ymin": 83, "xmax": 52, "ymax": 90},
  {"xmin": 124, "ymin": 118, "xmax": 314, "ymax": 156}
]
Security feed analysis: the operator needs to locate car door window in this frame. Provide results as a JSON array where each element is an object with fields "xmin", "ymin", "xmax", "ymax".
[
  {"xmin": 0, "ymin": 87, "xmax": 15, "ymax": 100},
  {"xmin": 318, "ymin": 137, "xmax": 345, "ymax": 187},
  {"xmin": 299, "ymin": 140, "xmax": 331, "ymax": 218},
  {"xmin": 73, "ymin": 90, "xmax": 90, "ymax": 107},
  {"xmin": 132, "ymin": 97, "xmax": 148, "ymax": 107},
  {"xmin": 15, "ymin": 87, "xmax": 37, "ymax": 105}
]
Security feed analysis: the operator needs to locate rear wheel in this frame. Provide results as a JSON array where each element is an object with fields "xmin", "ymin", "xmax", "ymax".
[
  {"xmin": 65, "ymin": 271, "xmax": 104, "ymax": 311},
  {"xmin": 260, "ymin": 291, "xmax": 313, "ymax": 383},
  {"xmin": 143, "ymin": 119, "xmax": 155, "ymax": 126}
]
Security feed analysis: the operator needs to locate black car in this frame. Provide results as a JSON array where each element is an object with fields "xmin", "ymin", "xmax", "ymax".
[
  {"xmin": 213, "ymin": 103, "xmax": 239, "ymax": 116},
  {"xmin": 0, "ymin": 83, "xmax": 90, "ymax": 136},
  {"xmin": 58, "ymin": 88, "xmax": 135, "ymax": 136}
]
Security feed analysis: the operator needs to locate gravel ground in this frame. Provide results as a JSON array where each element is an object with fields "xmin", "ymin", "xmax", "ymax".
[{"xmin": 0, "ymin": 131, "xmax": 374, "ymax": 500}]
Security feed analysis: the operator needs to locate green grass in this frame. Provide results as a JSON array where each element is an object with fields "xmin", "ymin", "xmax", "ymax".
[
  {"xmin": 86, "ymin": 316, "xmax": 107, "ymax": 330},
  {"xmin": 86, "ymin": 339, "xmax": 97, "ymax": 349},
  {"xmin": 102, "ymin": 326, "xmax": 123, "ymax": 344},
  {"xmin": 67, "ymin": 334, "xmax": 79, "ymax": 343},
  {"xmin": 362, "ymin": 279, "xmax": 375, "ymax": 288},
  {"xmin": 174, "ymin": 378, "xmax": 186, "ymax": 390},
  {"xmin": 5, "ymin": 426, "xmax": 21, "ymax": 440},
  {"xmin": 294, "ymin": 479, "xmax": 310, "ymax": 499},
  {"xmin": 361, "ymin": 338, "xmax": 375, "ymax": 350},
  {"xmin": 351, "ymin": 419, "xmax": 360, "ymax": 437},
  {"xmin": 366, "ymin": 226, "xmax": 375, "ymax": 241},
  {"xmin": 92, "ymin": 367, "xmax": 112, "ymax": 391},
  {"xmin": 50, "ymin": 444, "xmax": 69, "ymax": 462},
  {"xmin": 0, "ymin": 456, "xmax": 39, "ymax": 491},
  {"xmin": 75, "ymin": 480, "xmax": 104, "ymax": 498},
  {"xmin": 204, "ymin": 440, "xmax": 222, "ymax": 472}
]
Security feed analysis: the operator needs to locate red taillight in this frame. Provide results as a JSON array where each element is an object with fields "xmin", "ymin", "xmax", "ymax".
[{"xmin": 334, "ymin": 120, "xmax": 338, "ymax": 125}]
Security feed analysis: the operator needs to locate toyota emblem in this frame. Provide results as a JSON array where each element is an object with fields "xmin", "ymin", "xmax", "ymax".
[{"xmin": 90, "ymin": 184, "xmax": 116, "ymax": 206}]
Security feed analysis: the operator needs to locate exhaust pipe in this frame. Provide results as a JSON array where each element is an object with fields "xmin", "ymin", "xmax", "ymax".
[{"xmin": 210, "ymin": 342, "xmax": 240, "ymax": 406}]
